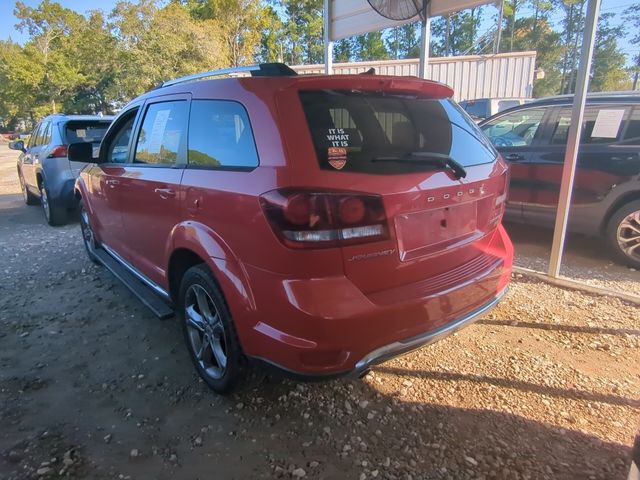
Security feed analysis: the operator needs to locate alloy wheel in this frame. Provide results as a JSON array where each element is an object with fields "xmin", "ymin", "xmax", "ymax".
[
  {"xmin": 617, "ymin": 210, "xmax": 640, "ymax": 263},
  {"xmin": 184, "ymin": 284, "xmax": 228, "ymax": 380}
]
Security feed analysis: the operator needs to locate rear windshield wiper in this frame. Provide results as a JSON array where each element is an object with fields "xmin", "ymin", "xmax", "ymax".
[{"xmin": 372, "ymin": 152, "xmax": 467, "ymax": 179}]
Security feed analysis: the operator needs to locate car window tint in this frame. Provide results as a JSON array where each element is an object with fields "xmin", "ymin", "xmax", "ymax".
[
  {"xmin": 27, "ymin": 123, "xmax": 40, "ymax": 148},
  {"xmin": 300, "ymin": 91, "xmax": 497, "ymax": 173},
  {"xmin": 135, "ymin": 101, "xmax": 188, "ymax": 165},
  {"xmin": 65, "ymin": 121, "xmax": 110, "ymax": 144},
  {"xmin": 623, "ymin": 107, "xmax": 640, "ymax": 143},
  {"xmin": 34, "ymin": 122, "xmax": 47, "ymax": 146},
  {"xmin": 497, "ymin": 100, "xmax": 521, "ymax": 112},
  {"xmin": 551, "ymin": 106, "xmax": 627, "ymax": 145},
  {"xmin": 461, "ymin": 100, "xmax": 487, "ymax": 118},
  {"xmin": 188, "ymin": 100, "xmax": 259, "ymax": 168},
  {"xmin": 42, "ymin": 122, "xmax": 52, "ymax": 145},
  {"xmin": 481, "ymin": 108, "xmax": 545, "ymax": 147},
  {"xmin": 106, "ymin": 110, "xmax": 138, "ymax": 164}
]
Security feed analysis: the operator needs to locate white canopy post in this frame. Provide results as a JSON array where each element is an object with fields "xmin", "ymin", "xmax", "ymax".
[
  {"xmin": 324, "ymin": 0, "xmax": 333, "ymax": 74},
  {"xmin": 418, "ymin": 8, "xmax": 431, "ymax": 79},
  {"xmin": 548, "ymin": 0, "xmax": 602, "ymax": 277}
]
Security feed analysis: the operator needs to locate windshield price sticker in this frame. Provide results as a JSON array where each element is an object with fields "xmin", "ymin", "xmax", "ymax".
[{"xmin": 326, "ymin": 128, "xmax": 350, "ymax": 147}]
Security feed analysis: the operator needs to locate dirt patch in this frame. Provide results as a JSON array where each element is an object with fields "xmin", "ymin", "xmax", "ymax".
[{"xmin": 1, "ymin": 146, "xmax": 638, "ymax": 479}]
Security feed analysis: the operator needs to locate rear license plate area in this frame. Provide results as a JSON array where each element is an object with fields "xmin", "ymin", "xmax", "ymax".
[{"xmin": 395, "ymin": 201, "xmax": 481, "ymax": 262}]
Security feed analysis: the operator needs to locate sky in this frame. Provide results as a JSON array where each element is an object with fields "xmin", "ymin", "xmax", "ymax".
[{"xmin": 0, "ymin": 0, "xmax": 637, "ymax": 65}]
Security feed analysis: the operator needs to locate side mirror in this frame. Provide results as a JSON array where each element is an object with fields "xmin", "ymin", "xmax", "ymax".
[
  {"xmin": 9, "ymin": 140, "xmax": 25, "ymax": 153},
  {"xmin": 68, "ymin": 142, "xmax": 95, "ymax": 163}
]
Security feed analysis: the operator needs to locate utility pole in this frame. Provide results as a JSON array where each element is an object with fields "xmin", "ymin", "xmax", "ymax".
[{"xmin": 495, "ymin": 0, "xmax": 504, "ymax": 54}]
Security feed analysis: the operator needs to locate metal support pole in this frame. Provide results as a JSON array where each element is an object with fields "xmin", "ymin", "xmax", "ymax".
[
  {"xmin": 418, "ymin": 10, "xmax": 431, "ymax": 79},
  {"xmin": 548, "ymin": 0, "xmax": 601, "ymax": 278},
  {"xmin": 324, "ymin": 0, "xmax": 333, "ymax": 74},
  {"xmin": 495, "ymin": 0, "xmax": 504, "ymax": 54}
]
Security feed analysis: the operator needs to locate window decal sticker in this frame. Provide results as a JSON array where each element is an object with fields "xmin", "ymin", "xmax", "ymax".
[
  {"xmin": 328, "ymin": 147, "xmax": 347, "ymax": 170},
  {"xmin": 326, "ymin": 128, "xmax": 350, "ymax": 147}
]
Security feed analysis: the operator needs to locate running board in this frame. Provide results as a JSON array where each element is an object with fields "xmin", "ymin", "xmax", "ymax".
[{"xmin": 93, "ymin": 248, "xmax": 174, "ymax": 319}]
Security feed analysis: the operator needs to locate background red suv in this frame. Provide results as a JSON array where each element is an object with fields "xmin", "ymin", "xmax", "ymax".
[{"xmin": 71, "ymin": 63, "xmax": 513, "ymax": 394}]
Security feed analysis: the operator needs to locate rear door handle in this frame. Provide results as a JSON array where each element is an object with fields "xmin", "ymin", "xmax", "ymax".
[
  {"xmin": 504, "ymin": 153, "xmax": 525, "ymax": 162},
  {"xmin": 154, "ymin": 188, "xmax": 176, "ymax": 199}
]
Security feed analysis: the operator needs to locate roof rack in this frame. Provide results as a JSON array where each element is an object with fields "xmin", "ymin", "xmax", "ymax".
[{"xmin": 161, "ymin": 63, "xmax": 298, "ymax": 87}]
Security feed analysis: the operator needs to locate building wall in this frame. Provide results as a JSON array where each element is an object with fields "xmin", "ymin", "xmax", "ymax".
[{"xmin": 291, "ymin": 51, "xmax": 537, "ymax": 101}]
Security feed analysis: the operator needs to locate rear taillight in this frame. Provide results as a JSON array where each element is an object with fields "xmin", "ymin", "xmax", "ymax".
[
  {"xmin": 260, "ymin": 189, "xmax": 389, "ymax": 249},
  {"xmin": 490, "ymin": 165, "xmax": 509, "ymax": 226},
  {"xmin": 48, "ymin": 145, "xmax": 68, "ymax": 158}
]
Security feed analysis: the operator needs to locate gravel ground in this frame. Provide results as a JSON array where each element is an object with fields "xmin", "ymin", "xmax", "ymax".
[
  {"xmin": 506, "ymin": 224, "xmax": 640, "ymax": 297},
  {"xmin": 1, "ymin": 145, "xmax": 639, "ymax": 480}
]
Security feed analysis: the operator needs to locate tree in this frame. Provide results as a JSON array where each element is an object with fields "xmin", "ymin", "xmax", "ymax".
[
  {"xmin": 432, "ymin": 8, "xmax": 482, "ymax": 56},
  {"xmin": 13, "ymin": 0, "xmax": 85, "ymax": 114},
  {"xmin": 191, "ymin": 0, "xmax": 268, "ymax": 66},
  {"xmin": 274, "ymin": 0, "xmax": 323, "ymax": 64},
  {"xmin": 333, "ymin": 39, "xmax": 354, "ymax": 63},
  {"xmin": 256, "ymin": 4, "xmax": 285, "ymax": 63},
  {"xmin": 386, "ymin": 23, "xmax": 420, "ymax": 59},
  {"xmin": 590, "ymin": 12, "xmax": 629, "ymax": 92},
  {"xmin": 353, "ymin": 32, "xmax": 389, "ymax": 61},
  {"xmin": 623, "ymin": 4, "xmax": 640, "ymax": 90}
]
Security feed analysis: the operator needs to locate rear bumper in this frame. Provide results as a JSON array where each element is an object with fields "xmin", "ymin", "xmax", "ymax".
[
  {"xmin": 354, "ymin": 288, "xmax": 507, "ymax": 372},
  {"xmin": 238, "ymin": 225, "xmax": 512, "ymax": 377}
]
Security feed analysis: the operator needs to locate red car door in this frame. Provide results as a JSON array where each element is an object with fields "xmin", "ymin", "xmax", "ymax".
[
  {"xmin": 88, "ymin": 107, "xmax": 141, "ymax": 257},
  {"xmin": 117, "ymin": 96, "xmax": 190, "ymax": 288}
]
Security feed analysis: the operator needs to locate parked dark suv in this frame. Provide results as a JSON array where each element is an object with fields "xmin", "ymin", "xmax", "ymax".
[
  {"xmin": 70, "ymin": 63, "xmax": 513, "ymax": 394},
  {"xmin": 10, "ymin": 114, "xmax": 113, "ymax": 225},
  {"xmin": 480, "ymin": 92, "xmax": 640, "ymax": 268}
]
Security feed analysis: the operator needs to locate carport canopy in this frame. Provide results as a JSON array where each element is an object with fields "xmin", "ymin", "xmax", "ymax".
[
  {"xmin": 322, "ymin": 0, "xmax": 604, "ymax": 282},
  {"xmin": 323, "ymin": 0, "xmax": 494, "ymax": 78}
]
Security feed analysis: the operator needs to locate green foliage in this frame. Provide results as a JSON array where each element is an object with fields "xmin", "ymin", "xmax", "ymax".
[
  {"xmin": 591, "ymin": 13, "xmax": 630, "ymax": 92},
  {"xmin": 354, "ymin": 32, "xmax": 389, "ymax": 62},
  {"xmin": 386, "ymin": 23, "xmax": 420, "ymax": 59},
  {"xmin": 432, "ymin": 8, "xmax": 483, "ymax": 56}
]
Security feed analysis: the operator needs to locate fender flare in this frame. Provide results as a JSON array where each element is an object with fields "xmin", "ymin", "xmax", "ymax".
[{"xmin": 169, "ymin": 221, "xmax": 257, "ymax": 315}]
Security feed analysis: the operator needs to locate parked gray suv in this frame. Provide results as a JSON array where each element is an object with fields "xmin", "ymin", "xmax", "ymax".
[{"xmin": 11, "ymin": 114, "xmax": 113, "ymax": 225}]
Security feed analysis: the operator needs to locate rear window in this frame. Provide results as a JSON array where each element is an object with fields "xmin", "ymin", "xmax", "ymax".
[
  {"xmin": 497, "ymin": 100, "xmax": 521, "ymax": 112},
  {"xmin": 299, "ymin": 91, "xmax": 497, "ymax": 174},
  {"xmin": 64, "ymin": 121, "xmax": 110, "ymax": 144},
  {"xmin": 460, "ymin": 99, "xmax": 488, "ymax": 118}
]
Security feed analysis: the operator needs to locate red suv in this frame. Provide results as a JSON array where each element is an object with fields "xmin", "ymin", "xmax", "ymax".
[{"xmin": 70, "ymin": 63, "xmax": 513, "ymax": 393}]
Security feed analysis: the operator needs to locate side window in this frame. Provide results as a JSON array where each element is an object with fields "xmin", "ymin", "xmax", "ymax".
[
  {"xmin": 551, "ymin": 106, "xmax": 627, "ymax": 145},
  {"xmin": 462, "ymin": 99, "xmax": 488, "ymax": 119},
  {"xmin": 623, "ymin": 107, "xmax": 640, "ymax": 143},
  {"xmin": 135, "ymin": 101, "xmax": 188, "ymax": 165},
  {"xmin": 480, "ymin": 108, "xmax": 545, "ymax": 147},
  {"xmin": 34, "ymin": 122, "xmax": 48, "ymax": 146},
  {"xmin": 105, "ymin": 109, "xmax": 139, "ymax": 164},
  {"xmin": 27, "ymin": 123, "xmax": 41, "ymax": 148},
  {"xmin": 188, "ymin": 100, "xmax": 259, "ymax": 168},
  {"xmin": 42, "ymin": 122, "xmax": 52, "ymax": 145}
]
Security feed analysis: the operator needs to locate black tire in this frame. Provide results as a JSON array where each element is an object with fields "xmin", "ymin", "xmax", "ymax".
[
  {"xmin": 18, "ymin": 170, "xmax": 39, "ymax": 205},
  {"xmin": 606, "ymin": 199, "xmax": 640, "ymax": 269},
  {"xmin": 40, "ymin": 180, "xmax": 66, "ymax": 226},
  {"xmin": 79, "ymin": 199, "xmax": 100, "ymax": 265},
  {"xmin": 179, "ymin": 264, "xmax": 242, "ymax": 394}
]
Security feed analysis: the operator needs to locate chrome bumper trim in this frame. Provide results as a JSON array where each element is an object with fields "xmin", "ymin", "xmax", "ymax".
[{"xmin": 354, "ymin": 288, "xmax": 508, "ymax": 372}]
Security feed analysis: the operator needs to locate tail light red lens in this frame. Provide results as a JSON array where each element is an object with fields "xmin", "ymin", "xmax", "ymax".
[
  {"xmin": 490, "ymin": 164, "xmax": 509, "ymax": 226},
  {"xmin": 260, "ymin": 189, "xmax": 389, "ymax": 249},
  {"xmin": 48, "ymin": 145, "xmax": 68, "ymax": 158}
]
